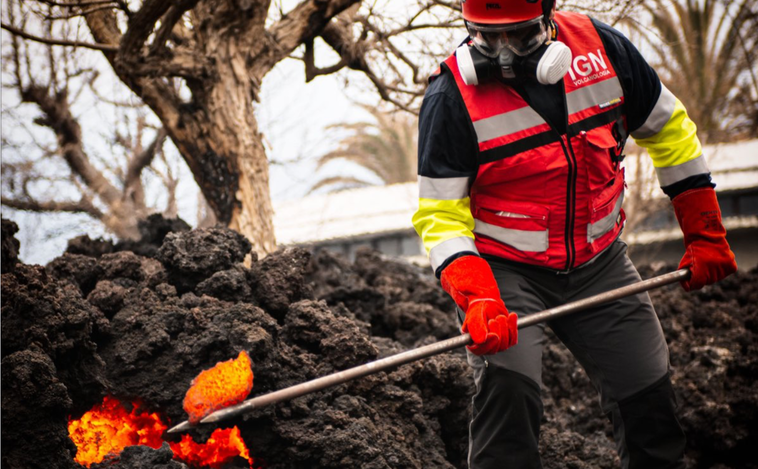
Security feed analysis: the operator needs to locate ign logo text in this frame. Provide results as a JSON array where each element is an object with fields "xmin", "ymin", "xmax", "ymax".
[{"xmin": 567, "ymin": 49, "xmax": 610, "ymax": 86}]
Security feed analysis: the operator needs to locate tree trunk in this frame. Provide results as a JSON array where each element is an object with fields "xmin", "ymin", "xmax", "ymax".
[
  {"xmin": 229, "ymin": 137, "xmax": 277, "ymax": 256},
  {"xmin": 147, "ymin": 40, "xmax": 276, "ymax": 257},
  {"xmin": 79, "ymin": 1, "xmax": 368, "ymax": 256}
]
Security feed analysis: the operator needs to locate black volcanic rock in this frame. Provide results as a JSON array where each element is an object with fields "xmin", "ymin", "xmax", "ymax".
[
  {"xmin": 90, "ymin": 443, "xmax": 188, "ymax": 469},
  {"xmin": 115, "ymin": 214, "xmax": 191, "ymax": 258},
  {"xmin": 2, "ymin": 218, "xmax": 20, "ymax": 273},
  {"xmin": 1, "ymin": 223, "xmax": 756, "ymax": 469},
  {"xmin": 157, "ymin": 227, "xmax": 251, "ymax": 292},
  {"xmin": 1, "ymin": 346, "xmax": 78, "ymax": 469},
  {"xmin": 66, "ymin": 214, "xmax": 191, "ymax": 259},
  {"xmin": 1, "ymin": 264, "xmax": 108, "ymax": 413}
]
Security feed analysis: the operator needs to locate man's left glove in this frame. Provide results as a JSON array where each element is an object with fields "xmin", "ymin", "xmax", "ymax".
[
  {"xmin": 672, "ymin": 187, "xmax": 737, "ymax": 291},
  {"xmin": 440, "ymin": 255, "xmax": 518, "ymax": 355}
]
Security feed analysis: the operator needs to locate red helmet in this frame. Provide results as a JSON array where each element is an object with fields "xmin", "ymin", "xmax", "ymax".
[{"xmin": 462, "ymin": 0, "xmax": 544, "ymax": 25}]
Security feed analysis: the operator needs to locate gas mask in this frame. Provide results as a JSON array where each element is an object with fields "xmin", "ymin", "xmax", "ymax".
[{"xmin": 457, "ymin": 16, "xmax": 572, "ymax": 86}]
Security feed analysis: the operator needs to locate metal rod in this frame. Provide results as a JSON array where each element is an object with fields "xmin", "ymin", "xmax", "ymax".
[
  {"xmin": 517, "ymin": 268, "xmax": 690, "ymax": 328},
  {"xmin": 167, "ymin": 268, "xmax": 689, "ymax": 433}
]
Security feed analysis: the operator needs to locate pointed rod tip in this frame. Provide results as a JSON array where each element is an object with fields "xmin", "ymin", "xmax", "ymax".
[
  {"xmin": 199, "ymin": 410, "xmax": 225, "ymax": 424},
  {"xmin": 166, "ymin": 420, "xmax": 193, "ymax": 434}
]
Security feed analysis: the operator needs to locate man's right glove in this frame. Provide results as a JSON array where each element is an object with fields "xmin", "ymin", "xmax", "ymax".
[
  {"xmin": 440, "ymin": 255, "xmax": 518, "ymax": 355},
  {"xmin": 672, "ymin": 187, "xmax": 737, "ymax": 291}
]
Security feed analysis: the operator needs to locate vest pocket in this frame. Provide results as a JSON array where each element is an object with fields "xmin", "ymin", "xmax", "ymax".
[
  {"xmin": 472, "ymin": 195, "xmax": 550, "ymax": 257},
  {"xmin": 587, "ymin": 172, "xmax": 625, "ymax": 251},
  {"xmin": 476, "ymin": 149, "xmax": 548, "ymax": 196},
  {"xmin": 582, "ymin": 126, "xmax": 619, "ymax": 191}
]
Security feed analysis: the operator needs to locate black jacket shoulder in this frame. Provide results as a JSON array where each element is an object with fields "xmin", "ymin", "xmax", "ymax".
[
  {"xmin": 418, "ymin": 62, "xmax": 480, "ymax": 179},
  {"xmin": 588, "ymin": 17, "xmax": 662, "ymax": 134}
]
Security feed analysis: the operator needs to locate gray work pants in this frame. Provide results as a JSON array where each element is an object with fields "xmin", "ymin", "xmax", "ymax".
[{"xmin": 462, "ymin": 240, "xmax": 685, "ymax": 468}]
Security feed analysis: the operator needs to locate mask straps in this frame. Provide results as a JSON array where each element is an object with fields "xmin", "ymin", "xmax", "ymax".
[{"xmin": 550, "ymin": 19, "xmax": 557, "ymax": 40}]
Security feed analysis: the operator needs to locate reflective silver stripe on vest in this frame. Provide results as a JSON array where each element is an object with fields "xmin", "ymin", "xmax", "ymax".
[
  {"xmin": 473, "ymin": 220, "xmax": 549, "ymax": 252},
  {"xmin": 655, "ymin": 154, "xmax": 709, "ymax": 187},
  {"xmin": 471, "ymin": 77, "xmax": 622, "ymax": 144},
  {"xmin": 419, "ymin": 175, "xmax": 471, "ymax": 200},
  {"xmin": 587, "ymin": 190, "xmax": 624, "ymax": 243},
  {"xmin": 472, "ymin": 106, "xmax": 546, "ymax": 143},
  {"xmin": 631, "ymin": 84, "xmax": 676, "ymax": 139},
  {"xmin": 430, "ymin": 236, "xmax": 479, "ymax": 272},
  {"xmin": 566, "ymin": 76, "xmax": 623, "ymax": 114}
]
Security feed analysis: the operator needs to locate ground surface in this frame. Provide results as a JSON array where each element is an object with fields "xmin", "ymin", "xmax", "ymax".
[{"xmin": 2, "ymin": 217, "xmax": 756, "ymax": 469}]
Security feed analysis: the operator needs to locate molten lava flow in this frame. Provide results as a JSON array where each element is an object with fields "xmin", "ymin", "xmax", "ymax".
[
  {"xmin": 183, "ymin": 350, "xmax": 254, "ymax": 424},
  {"xmin": 67, "ymin": 395, "xmax": 167, "ymax": 467},
  {"xmin": 170, "ymin": 426, "xmax": 252, "ymax": 468},
  {"xmin": 69, "ymin": 350, "xmax": 256, "ymax": 468},
  {"xmin": 69, "ymin": 396, "xmax": 255, "ymax": 468}
]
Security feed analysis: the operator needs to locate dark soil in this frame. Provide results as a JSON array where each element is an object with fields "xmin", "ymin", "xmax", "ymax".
[{"xmin": 2, "ymin": 216, "xmax": 756, "ymax": 469}]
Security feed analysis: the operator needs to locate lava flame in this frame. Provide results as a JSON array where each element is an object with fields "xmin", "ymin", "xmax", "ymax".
[
  {"xmin": 69, "ymin": 395, "xmax": 254, "ymax": 468},
  {"xmin": 183, "ymin": 350, "xmax": 254, "ymax": 424},
  {"xmin": 170, "ymin": 427, "xmax": 252, "ymax": 469},
  {"xmin": 67, "ymin": 395, "xmax": 166, "ymax": 467},
  {"xmin": 68, "ymin": 351, "xmax": 255, "ymax": 468}
]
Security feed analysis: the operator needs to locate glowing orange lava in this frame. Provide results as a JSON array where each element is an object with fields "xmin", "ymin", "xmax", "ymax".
[
  {"xmin": 67, "ymin": 395, "xmax": 166, "ymax": 467},
  {"xmin": 69, "ymin": 395, "xmax": 255, "ymax": 468},
  {"xmin": 183, "ymin": 350, "xmax": 254, "ymax": 424},
  {"xmin": 69, "ymin": 351, "xmax": 255, "ymax": 467},
  {"xmin": 170, "ymin": 426, "xmax": 252, "ymax": 468}
]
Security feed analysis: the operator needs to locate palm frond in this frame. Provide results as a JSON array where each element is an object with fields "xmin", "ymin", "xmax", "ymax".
[
  {"xmin": 631, "ymin": 0, "xmax": 757, "ymax": 141},
  {"xmin": 309, "ymin": 103, "xmax": 418, "ymax": 193},
  {"xmin": 307, "ymin": 175, "xmax": 377, "ymax": 194}
]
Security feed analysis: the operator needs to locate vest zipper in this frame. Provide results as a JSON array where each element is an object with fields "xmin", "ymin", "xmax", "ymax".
[
  {"xmin": 557, "ymin": 135, "xmax": 577, "ymax": 272},
  {"xmin": 510, "ymin": 82, "xmax": 577, "ymax": 272},
  {"xmin": 564, "ymin": 138, "xmax": 578, "ymax": 272},
  {"xmin": 559, "ymin": 87, "xmax": 577, "ymax": 272}
]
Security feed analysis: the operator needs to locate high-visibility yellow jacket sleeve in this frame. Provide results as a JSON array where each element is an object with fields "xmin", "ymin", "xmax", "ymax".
[
  {"xmin": 412, "ymin": 193, "xmax": 478, "ymax": 273},
  {"xmin": 632, "ymin": 85, "xmax": 710, "ymax": 189},
  {"xmin": 414, "ymin": 77, "xmax": 481, "ymax": 274}
]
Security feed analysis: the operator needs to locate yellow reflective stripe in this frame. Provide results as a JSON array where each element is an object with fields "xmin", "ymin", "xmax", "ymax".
[
  {"xmin": 634, "ymin": 98, "xmax": 703, "ymax": 169},
  {"xmin": 412, "ymin": 197, "xmax": 476, "ymax": 257}
]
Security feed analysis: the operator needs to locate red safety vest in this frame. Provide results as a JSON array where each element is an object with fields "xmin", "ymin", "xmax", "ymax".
[{"xmin": 444, "ymin": 11, "xmax": 628, "ymax": 271}]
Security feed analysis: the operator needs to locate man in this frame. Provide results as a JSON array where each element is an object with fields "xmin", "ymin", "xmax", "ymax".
[{"xmin": 412, "ymin": 1, "xmax": 737, "ymax": 468}]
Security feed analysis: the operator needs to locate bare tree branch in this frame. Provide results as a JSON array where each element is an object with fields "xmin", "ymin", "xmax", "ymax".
[
  {"xmin": 318, "ymin": 20, "xmax": 420, "ymax": 112},
  {"xmin": 303, "ymin": 38, "xmax": 348, "ymax": 82},
  {"xmin": 40, "ymin": 4, "xmax": 123, "ymax": 21},
  {"xmin": 78, "ymin": 3, "xmax": 124, "ymax": 58},
  {"xmin": 20, "ymin": 85, "xmax": 122, "ymax": 205},
  {"xmin": 148, "ymin": 0, "xmax": 200, "ymax": 55},
  {"xmin": 117, "ymin": 0, "xmax": 171, "ymax": 57},
  {"xmin": 267, "ymin": 0, "xmax": 361, "ymax": 66},
  {"xmin": 125, "ymin": 49, "xmax": 213, "ymax": 79},
  {"xmin": 2, "ymin": 195, "xmax": 104, "ymax": 218},
  {"xmin": 154, "ymin": 146, "xmax": 178, "ymax": 217},
  {"xmin": 1, "ymin": 22, "xmax": 118, "ymax": 51},
  {"xmin": 125, "ymin": 127, "xmax": 166, "ymax": 189},
  {"xmin": 37, "ymin": 0, "xmax": 121, "ymax": 8}
]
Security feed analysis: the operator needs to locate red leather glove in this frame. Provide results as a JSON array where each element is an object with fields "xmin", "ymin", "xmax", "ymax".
[
  {"xmin": 672, "ymin": 187, "xmax": 737, "ymax": 291},
  {"xmin": 440, "ymin": 255, "xmax": 518, "ymax": 355}
]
